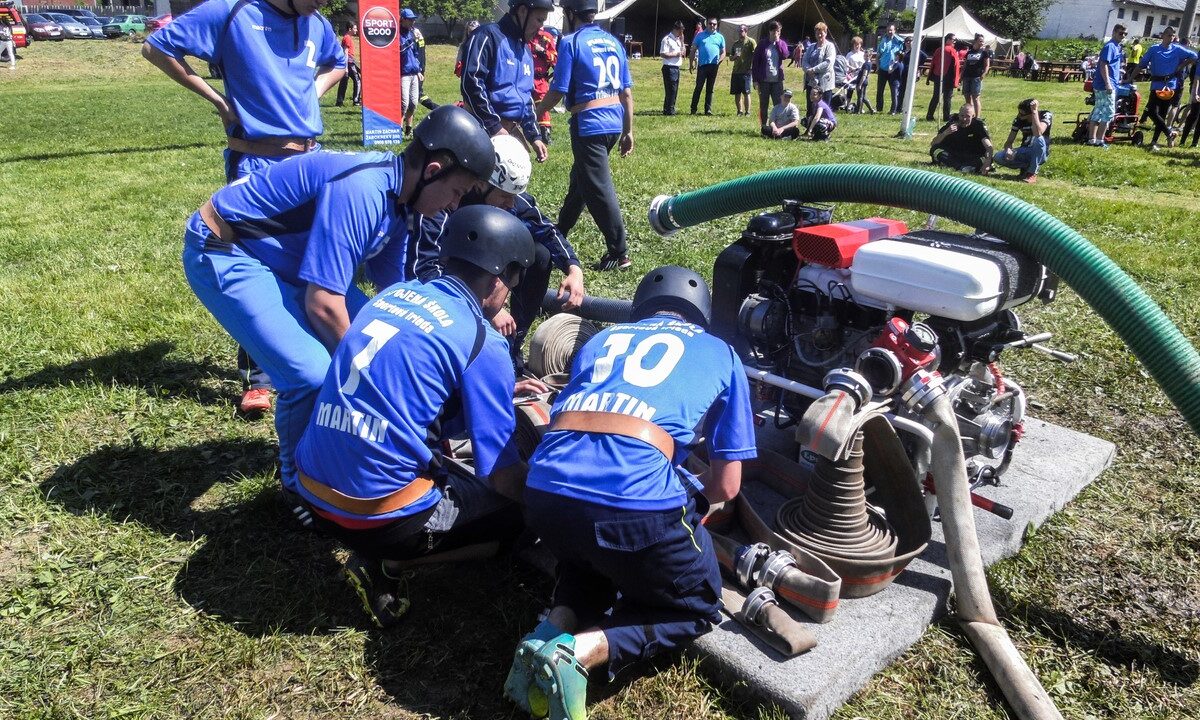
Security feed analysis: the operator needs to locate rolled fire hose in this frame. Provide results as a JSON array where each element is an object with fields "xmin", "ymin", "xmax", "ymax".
[
  {"xmin": 527, "ymin": 313, "xmax": 599, "ymax": 378},
  {"xmin": 646, "ymin": 164, "xmax": 1200, "ymax": 436},
  {"xmin": 719, "ymin": 584, "xmax": 817, "ymax": 657}
]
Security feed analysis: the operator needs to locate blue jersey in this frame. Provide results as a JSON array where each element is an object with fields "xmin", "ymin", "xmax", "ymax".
[
  {"xmin": 400, "ymin": 27, "xmax": 426, "ymax": 75},
  {"xmin": 147, "ymin": 0, "xmax": 345, "ymax": 140},
  {"xmin": 552, "ymin": 24, "xmax": 632, "ymax": 137},
  {"xmin": 1095, "ymin": 39, "xmax": 1122, "ymax": 89},
  {"xmin": 693, "ymin": 29, "xmax": 725, "ymax": 66},
  {"xmin": 185, "ymin": 150, "xmax": 412, "ymax": 291},
  {"xmin": 527, "ymin": 315, "xmax": 758, "ymax": 511},
  {"xmin": 295, "ymin": 276, "xmax": 520, "ymax": 521},
  {"xmin": 1138, "ymin": 43, "xmax": 1198, "ymax": 91},
  {"xmin": 460, "ymin": 14, "xmax": 539, "ymax": 140}
]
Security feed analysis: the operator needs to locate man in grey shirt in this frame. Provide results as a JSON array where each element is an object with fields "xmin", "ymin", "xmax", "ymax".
[{"xmin": 762, "ymin": 88, "xmax": 800, "ymax": 139}]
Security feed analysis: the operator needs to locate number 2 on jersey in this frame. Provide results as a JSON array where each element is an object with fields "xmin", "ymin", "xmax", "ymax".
[
  {"xmin": 304, "ymin": 39, "xmax": 317, "ymax": 69},
  {"xmin": 591, "ymin": 333, "xmax": 685, "ymax": 387}
]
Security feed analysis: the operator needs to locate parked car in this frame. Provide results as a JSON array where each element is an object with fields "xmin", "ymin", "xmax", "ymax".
[
  {"xmin": 54, "ymin": 8, "xmax": 98, "ymax": 20},
  {"xmin": 23, "ymin": 13, "xmax": 64, "ymax": 41},
  {"xmin": 145, "ymin": 13, "xmax": 171, "ymax": 32},
  {"xmin": 46, "ymin": 13, "xmax": 93, "ymax": 39},
  {"xmin": 0, "ymin": 1, "xmax": 29, "ymax": 47},
  {"xmin": 94, "ymin": 16, "xmax": 111, "ymax": 25},
  {"xmin": 102, "ymin": 15, "xmax": 146, "ymax": 37},
  {"xmin": 79, "ymin": 16, "xmax": 105, "ymax": 38}
]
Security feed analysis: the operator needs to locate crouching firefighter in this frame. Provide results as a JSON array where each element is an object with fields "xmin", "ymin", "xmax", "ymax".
[
  {"xmin": 505, "ymin": 267, "xmax": 758, "ymax": 719},
  {"xmin": 293, "ymin": 205, "xmax": 540, "ymax": 627}
]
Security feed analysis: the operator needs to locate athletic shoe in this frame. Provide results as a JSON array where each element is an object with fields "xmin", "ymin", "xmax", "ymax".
[
  {"xmin": 593, "ymin": 254, "xmax": 632, "ymax": 272},
  {"xmin": 419, "ymin": 96, "xmax": 437, "ymax": 111},
  {"xmin": 279, "ymin": 487, "xmax": 317, "ymax": 532},
  {"xmin": 1022, "ymin": 173, "xmax": 1038, "ymax": 184},
  {"xmin": 503, "ymin": 620, "xmax": 565, "ymax": 716},
  {"xmin": 344, "ymin": 553, "xmax": 410, "ymax": 629},
  {"xmin": 531, "ymin": 634, "xmax": 589, "ymax": 720},
  {"xmin": 541, "ymin": 127, "xmax": 552, "ymax": 145},
  {"xmin": 1167, "ymin": 131, "xmax": 1178, "ymax": 148},
  {"xmin": 1148, "ymin": 143, "xmax": 1161, "ymax": 152},
  {"xmin": 239, "ymin": 387, "xmax": 272, "ymax": 414}
]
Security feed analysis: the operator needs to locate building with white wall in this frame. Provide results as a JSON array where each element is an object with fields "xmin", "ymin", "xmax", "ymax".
[{"xmin": 1041, "ymin": 0, "xmax": 1199, "ymax": 40}]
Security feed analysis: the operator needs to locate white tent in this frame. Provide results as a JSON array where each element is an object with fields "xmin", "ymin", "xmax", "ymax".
[
  {"xmin": 906, "ymin": 5, "xmax": 1011, "ymax": 50},
  {"xmin": 719, "ymin": 0, "xmax": 845, "ymax": 46},
  {"xmin": 594, "ymin": 0, "xmax": 703, "ymax": 53}
]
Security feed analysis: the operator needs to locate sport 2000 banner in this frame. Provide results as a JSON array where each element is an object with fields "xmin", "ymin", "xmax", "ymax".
[{"xmin": 359, "ymin": 1, "xmax": 405, "ymax": 145}]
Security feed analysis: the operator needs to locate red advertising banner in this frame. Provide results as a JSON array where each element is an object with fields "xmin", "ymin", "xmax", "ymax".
[{"xmin": 359, "ymin": 0, "xmax": 405, "ymax": 145}]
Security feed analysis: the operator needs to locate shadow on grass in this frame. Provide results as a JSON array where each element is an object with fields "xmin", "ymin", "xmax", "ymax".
[
  {"xmin": 0, "ymin": 340, "xmax": 236, "ymax": 406},
  {"xmin": 0, "ymin": 141, "xmax": 224, "ymax": 164},
  {"xmin": 39, "ymin": 438, "xmax": 362, "ymax": 635}
]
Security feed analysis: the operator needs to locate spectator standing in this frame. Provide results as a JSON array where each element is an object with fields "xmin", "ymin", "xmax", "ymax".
[
  {"xmin": 896, "ymin": 37, "xmax": 926, "ymax": 111},
  {"xmin": 529, "ymin": 27, "xmax": 558, "ymax": 143},
  {"xmin": 930, "ymin": 103, "xmax": 993, "ymax": 173},
  {"xmin": 0, "ymin": 20, "xmax": 15, "ymax": 69},
  {"xmin": 762, "ymin": 87, "xmax": 800, "ymax": 138},
  {"xmin": 800, "ymin": 86, "xmax": 837, "ymax": 139},
  {"xmin": 1136, "ymin": 26, "xmax": 1197, "ymax": 150},
  {"xmin": 960, "ymin": 33, "xmax": 991, "ymax": 117},
  {"xmin": 454, "ymin": 20, "xmax": 481, "ymax": 78},
  {"xmin": 460, "ymin": 0, "xmax": 552, "ymax": 162},
  {"xmin": 730, "ymin": 24, "xmax": 755, "ymax": 116},
  {"xmin": 802, "ymin": 22, "xmax": 836, "ymax": 114},
  {"xmin": 690, "ymin": 18, "xmax": 725, "ymax": 115},
  {"xmin": 690, "ymin": 20, "xmax": 703, "ymax": 71},
  {"xmin": 537, "ymin": 0, "xmax": 634, "ymax": 272},
  {"xmin": 1088, "ymin": 24, "xmax": 1125, "ymax": 147},
  {"xmin": 143, "ymin": 0, "xmax": 347, "ymax": 416},
  {"xmin": 399, "ymin": 9, "xmax": 426, "ymax": 138},
  {"xmin": 752, "ymin": 20, "xmax": 789, "ymax": 126},
  {"xmin": 1178, "ymin": 60, "xmax": 1200, "ymax": 147},
  {"xmin": 926, "ymin": 33, "xmax": 959, "ymax": 122},
  {"xmin": 845, "ymin": 36, "xmax": 867, "ymax": 112},
  {"xmin": 993, "ymin": 98, "xmax": 1051, "ymax": 183},
  {"xmin": 336, "ymin": 23, "xmax": 361, "ymax": 107},
  {"xmin": 660, "ymin": 21, "xmax": 685, "ymax": 115},
  {"xmin": 1128, "ymin": 36, "xmax": 1144, "ymax": 79},
  {"xmin": 876, "ymin": 23, "xmax": 904, "ymax": 114}
]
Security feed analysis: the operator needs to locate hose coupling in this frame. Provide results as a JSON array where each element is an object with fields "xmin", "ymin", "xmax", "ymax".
[
  {"xmin": 758, "ymin": 549, "xmax": 798, "ymax": 590},
  {"xmin": 900, "ymin": 369, "xmax": 947, "ymax": 415},
  {"xmin": 735, "ymin": 542, "xmax": 771, "ymax": 588},
  {"xmin": 648, "ymin": 195, "xmax": 681, "ymax": 237},
  {"xmin": 823, "ymin": 368, "xmax": 873, "ymax": 410},
  {"xmin": 742, "ymin": 586, "xmax": 779, "ymax": 626}
]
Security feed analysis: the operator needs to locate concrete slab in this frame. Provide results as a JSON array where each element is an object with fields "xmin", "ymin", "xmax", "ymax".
[{"xmin": 690, "ymin": 417, "xmax": 1116, "ymax": 719}]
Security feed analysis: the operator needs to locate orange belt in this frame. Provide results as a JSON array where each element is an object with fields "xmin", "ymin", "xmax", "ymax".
[
  {"xmin": 568, "ymin": 95, "xmax": 620, "ymax": 114},
  {"xmin": 199, "ymin": 198, "xmax": 237, "ymax": 243},
  {"xmin": 550, "ymin": 411, "xmax": 675, "ymax": 459},
  {"xmin": 299, "ymin": 470, "xmax": 436, "ymax": 516},
  {"xmin": 227, "ymin": 136, "xmax": 317, "ymax": 157}
]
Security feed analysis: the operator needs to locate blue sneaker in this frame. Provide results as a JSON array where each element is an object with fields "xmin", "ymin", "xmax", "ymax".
[
  {"xmin": 504, "ymin": 620, "xmax": 563, "ymax": 716},
  {"xmin": 531, "ymin": 634, "xmax": 590, "ymax": 720}
]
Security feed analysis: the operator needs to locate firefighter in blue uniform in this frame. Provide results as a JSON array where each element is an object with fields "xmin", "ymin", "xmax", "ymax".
[
  {"xmin": 536, "ymin": 0, "xmax": 634, "ymax": 272},
  {"xmin": 180, "ymin": 106, "xmax": 493, "ymax": 520},
  {"xmin": 460, "ymin": 0, "xmax": 551, "ymax": 163},
  {"xmin": 505, "ymin": 267, "xmax": 758, "ymax": 720},
  {"xmin": 416, "ymin": 135, "xmax": 587, "ymax": 371},
  {"xmin": 293, "ymin": 206, "xmax": 540, "ymax": 626},
  {"xmin": 143, "ymin": 0, "xmax": 347, "ymax": 414}
]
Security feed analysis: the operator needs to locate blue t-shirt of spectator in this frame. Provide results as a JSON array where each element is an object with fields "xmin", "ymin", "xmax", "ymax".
[
  {"xmin": 876, "ymin": 35, "xmax": 904, "ymax": 71},
  {"xmin": 694, "ymin": 29, "xmax": 725, "ymax": 66},
  {"xmin": 1093, "ymin": 38, "xmax": 1123, "ymax": 89},
  {"xmin": 1138, "ymin": 42, "xmax": 1199, "ymax": 91}
]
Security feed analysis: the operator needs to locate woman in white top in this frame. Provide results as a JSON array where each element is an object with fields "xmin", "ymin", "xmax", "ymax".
[
  {"xmin": 802, "ymin": 22, "xmax": 837, "ymax": 115},
  {"xmin": 660, "ymin": 21, "xmax": 685, "ymax": 115},
  {"xmin": 845, "ymin": 36, "xmax": 867, "ymax": 113}
]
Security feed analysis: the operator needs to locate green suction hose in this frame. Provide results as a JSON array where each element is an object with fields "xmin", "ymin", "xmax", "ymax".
[{"xmin": 647, "ymin": 164, "xmax": 1200, "ymax": 436}]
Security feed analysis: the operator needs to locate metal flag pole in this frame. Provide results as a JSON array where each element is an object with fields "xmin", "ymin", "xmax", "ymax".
[{"xmin": 899, "ymin": 0, "xmax": 929, "ymax": 138}]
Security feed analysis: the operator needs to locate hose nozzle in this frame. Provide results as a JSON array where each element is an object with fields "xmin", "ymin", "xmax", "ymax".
[{"xmin": 648, "ymin": 194, "xmax": 680, "ymax": 237}]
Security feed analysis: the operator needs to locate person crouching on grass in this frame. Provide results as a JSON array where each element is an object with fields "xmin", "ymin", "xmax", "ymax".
[
  {"xmin": 800, "ymin": 86, "xmax": 837, "ymax": 140},
  {"xmin": 762, "ymin": 87, "xmax": 800, "ymax": 139}
]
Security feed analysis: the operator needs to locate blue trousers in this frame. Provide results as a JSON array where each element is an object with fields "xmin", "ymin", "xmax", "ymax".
[
  {"xmin": 525, "ymin": 489, "xmax": 722, "ymax": 679},
  {"xmin": 993, "ymin": 137, "xmax": 1048, "ymax": 175},
  {"xmin": 182, "ymin": 230, "xmax": 368, "ymax": 491}
]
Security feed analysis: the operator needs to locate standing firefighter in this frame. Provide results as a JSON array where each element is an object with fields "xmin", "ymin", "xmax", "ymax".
[
  {"xmin": 530, "ymin": 27, "xmax": 559, "ymax": 144},
  {"xmin": 505, "ymin": 267, "xmax": 757, "ymax": 720},
  {"xmin": 536, "ymin": 0, "xmax": 634, "ymax": 272}
]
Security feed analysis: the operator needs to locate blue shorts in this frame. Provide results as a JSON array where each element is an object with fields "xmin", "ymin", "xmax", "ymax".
[
  {"xmin": 1090, "ymin": 88, "xmax": 1116, "ymax": 123},
  {"xmin": 962, "ymin": 76, "xmax": 983, "ymax": 96},
  {"xmin": 730, "ymin": 72, "xmax": 751, "ymax": 94}
]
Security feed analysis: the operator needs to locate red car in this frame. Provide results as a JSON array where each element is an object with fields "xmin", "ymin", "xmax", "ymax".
[
  {"xmin": 145, "ymin": 13, "xmax": 172, "ymax": 32},
  {"xmin": 23, "ymin": 12, "xmax": 65, "ymax": 41}
]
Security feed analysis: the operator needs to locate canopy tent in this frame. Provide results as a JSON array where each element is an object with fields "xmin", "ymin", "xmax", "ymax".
[
  {"xmin": 595, "ymin": 0, "xmax": 702, "ymax": 54},
  {"xmin": 719, "ymin": 0, "xmax": 845, "ymax": 48},
  {"xmin": 904, "ymin": 5, "xmax": 1016, "ymax": 55}
]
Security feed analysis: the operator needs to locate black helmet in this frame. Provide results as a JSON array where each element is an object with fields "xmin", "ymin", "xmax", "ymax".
[
  {"xmin": 561, "ymin": 0, "xmax": 599, "ymax": 13},
  {"xmin": 412, "ymin": 105, "xmax": 495, "ymax": 182},
  {"xmin": 439, "ymin": 205, "xmax": 536, "ymax": 286},
  {"xmin": 631, "ymin": 266, "xmax": 712, "ymax": 327},
  {"xmin": 510, "ymin": 0, "xmax": 556, "ymax": 10}
]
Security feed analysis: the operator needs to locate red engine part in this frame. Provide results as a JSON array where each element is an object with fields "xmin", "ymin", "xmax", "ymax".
[
  {"xmin": 873, "ymin": 317, "xmax": 938, "ymax": 383},
  {"xmin": 792, "ymin": 218, "xmax": 908, "ymax": 268}
]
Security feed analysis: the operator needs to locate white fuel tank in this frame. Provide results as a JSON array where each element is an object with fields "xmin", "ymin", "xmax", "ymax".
[{"xmin": 849, "ymin": 240, "xmax": 1007, "ymax": 321}]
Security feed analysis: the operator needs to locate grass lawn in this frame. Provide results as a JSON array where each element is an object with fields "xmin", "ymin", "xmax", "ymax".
[{"xmin": 1, "ymin": 38, "xmax": 1199, "ymax": 720}]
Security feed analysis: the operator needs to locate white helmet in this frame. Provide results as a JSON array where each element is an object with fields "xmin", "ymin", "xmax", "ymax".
[{"xmin": 489, "ymin": 135, "xmax": 532, "ymax": 195}]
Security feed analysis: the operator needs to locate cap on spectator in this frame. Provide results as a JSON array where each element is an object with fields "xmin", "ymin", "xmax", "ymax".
[
  {"xmin": 783, "ymin": 88, "xmax": 794, "ymax": 96},
  {"xmin": 400, "ymin": 8, "xmax": 417, "ymax": 19}
]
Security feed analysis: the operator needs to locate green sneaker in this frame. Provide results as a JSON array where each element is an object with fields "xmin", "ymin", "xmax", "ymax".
[
  {"xmin": 343, "ymin": 553, "xmax": 409, "ymax": 628},
  {"xmin": 531, "ymin": 634, "xmax": 589, "ymax": 720},
  {"xmin": 504, "ymin": 620, "xmax": 563, "ymax": 716}
]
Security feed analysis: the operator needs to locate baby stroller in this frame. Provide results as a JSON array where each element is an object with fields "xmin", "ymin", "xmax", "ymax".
[
  {"xmin": 1070, "ymin": 80, "xmax": 1144, "ymax": 145},
  {"xmin": 831, "ymin": 57, "xmax": 874, "ymax": 114}
]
